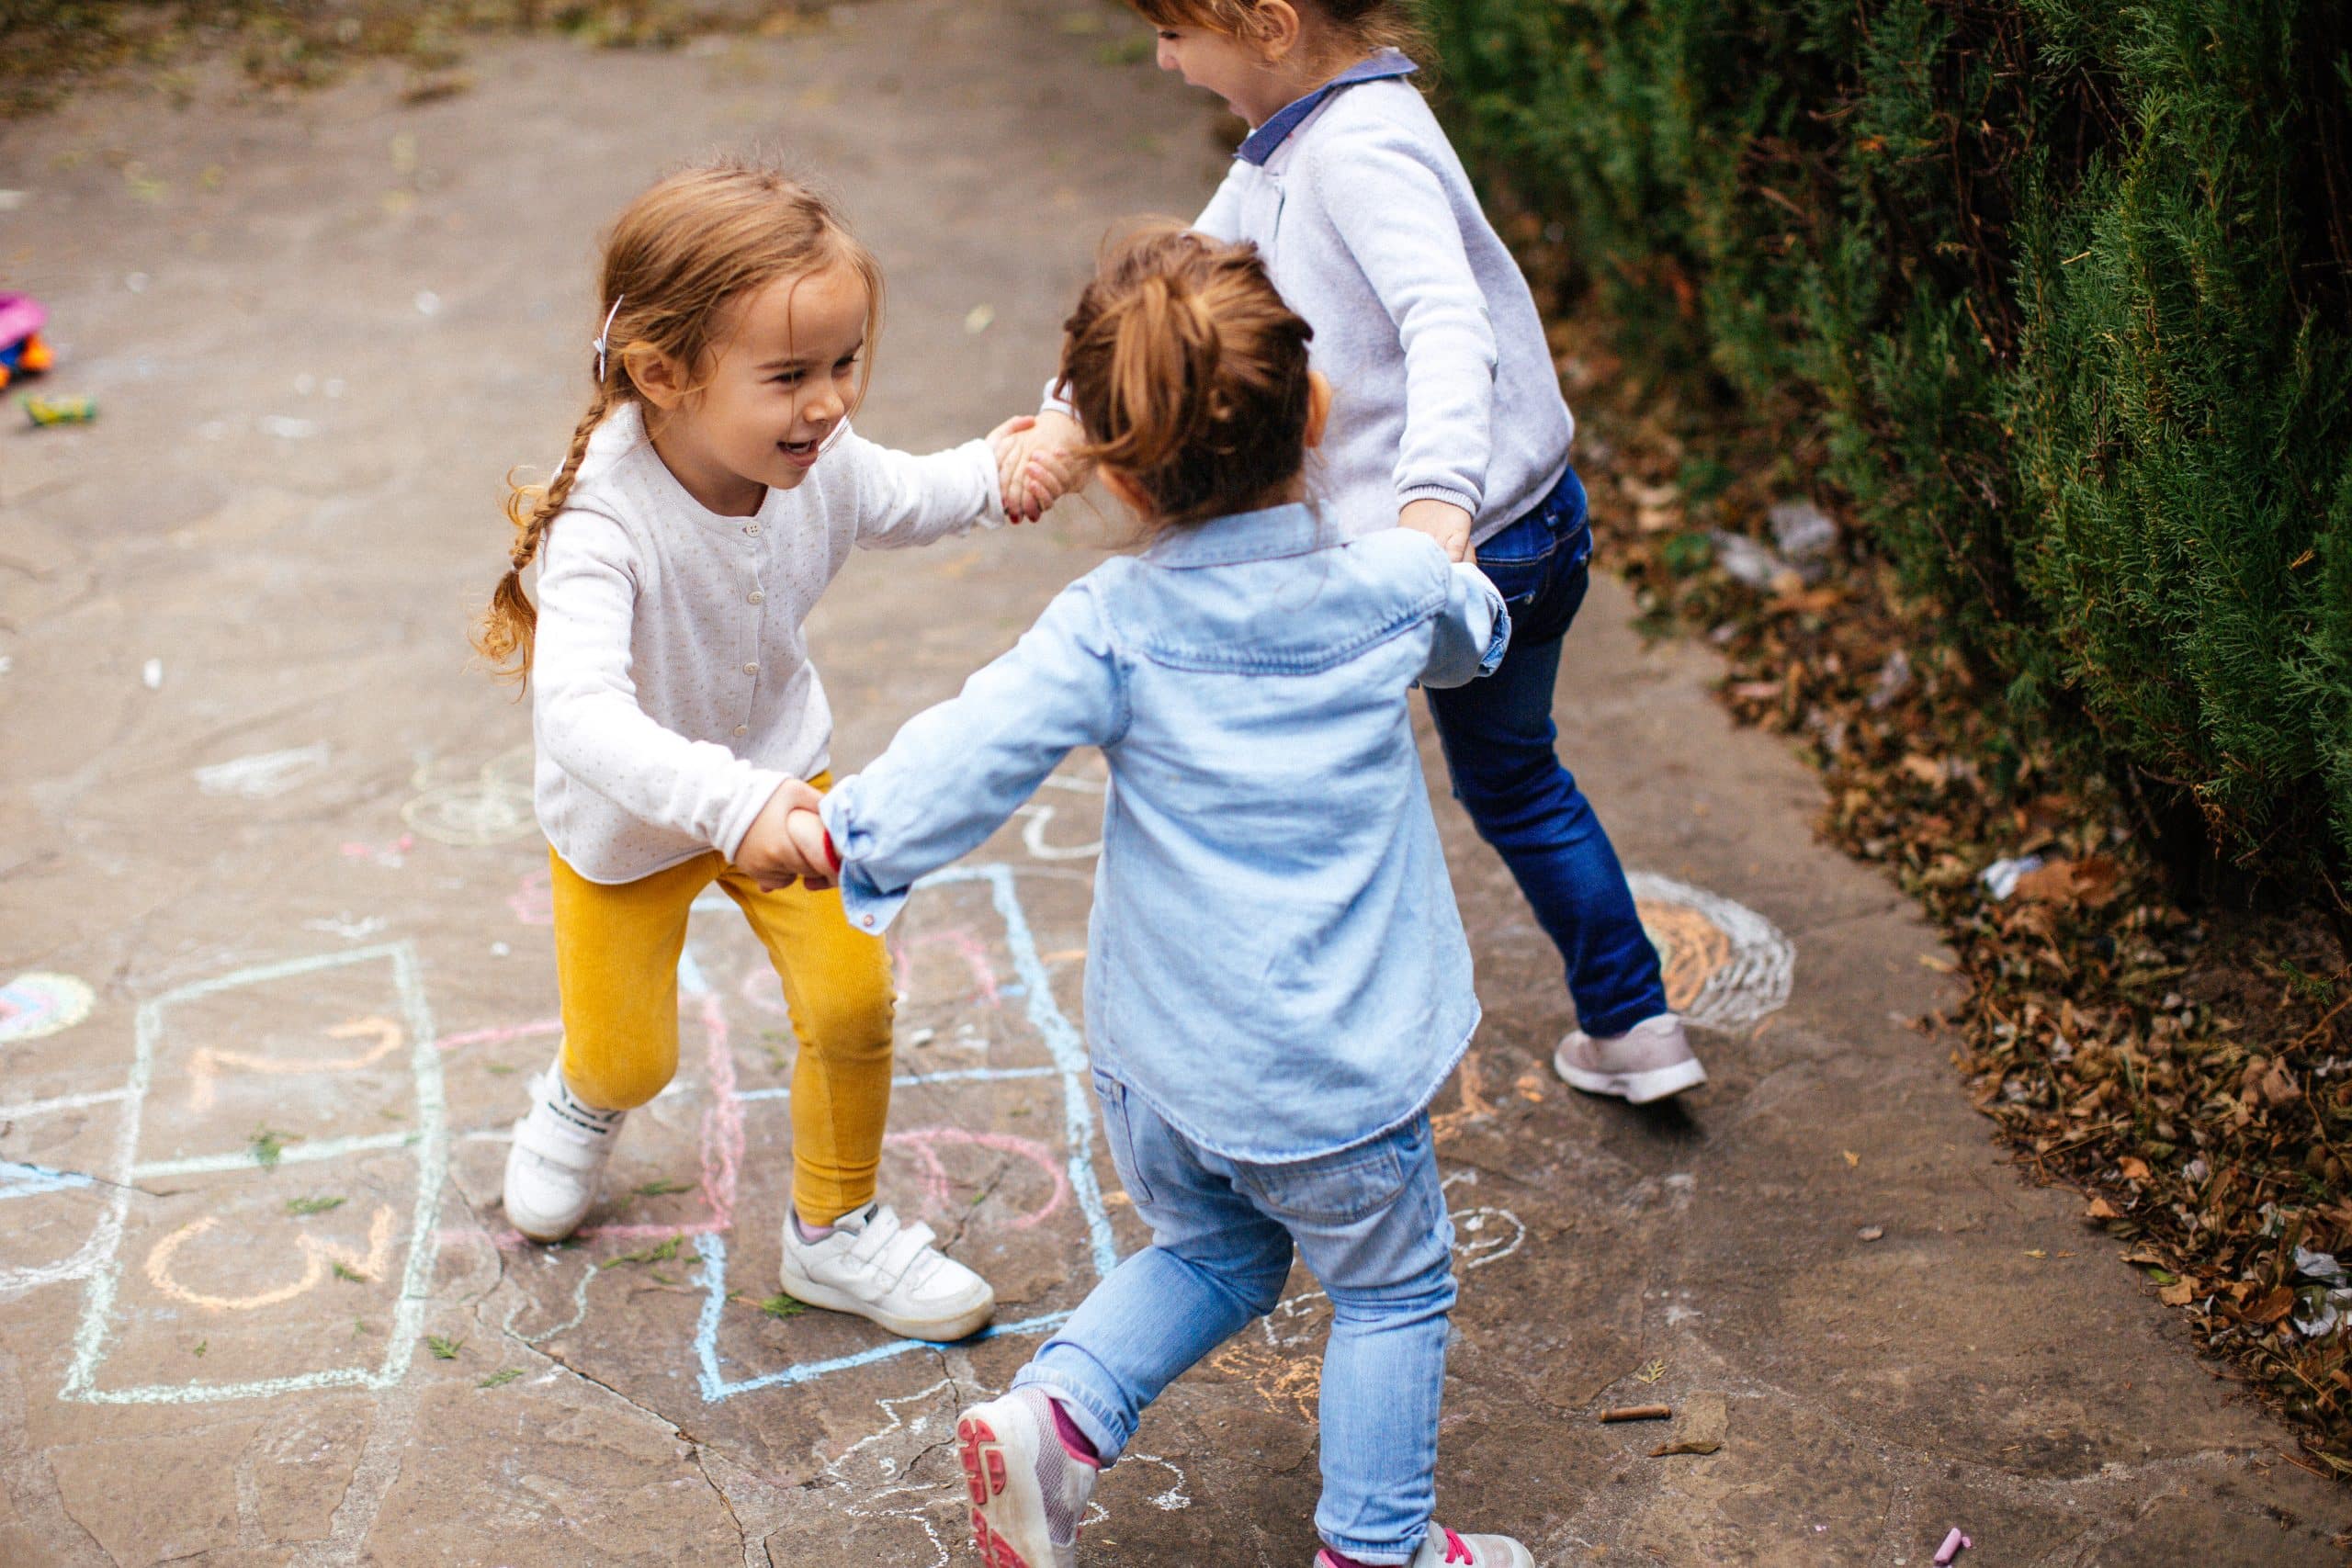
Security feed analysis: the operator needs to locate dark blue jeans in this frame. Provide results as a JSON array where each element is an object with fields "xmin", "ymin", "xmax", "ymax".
[{"xmin": 1425, "ymin": 466, "xmax": 1669, "ymax": 1038}]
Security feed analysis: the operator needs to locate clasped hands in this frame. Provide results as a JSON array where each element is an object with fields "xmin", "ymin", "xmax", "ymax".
[
  {"xmin": 737, "ymin": 779, "xmax": 840, "ymax": 893},
  {"xmin": 987, "ymin": 410, "xmax": 1087, "ymax": 524}
]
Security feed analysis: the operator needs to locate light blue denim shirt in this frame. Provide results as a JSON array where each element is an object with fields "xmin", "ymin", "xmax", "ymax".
[{"xmin": 820, "ymin": 502, "xmax": 1509, "ymax": 1163}]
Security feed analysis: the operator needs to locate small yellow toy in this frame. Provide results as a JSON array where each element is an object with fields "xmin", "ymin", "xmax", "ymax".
[{"xmin": 21, "ymin": 393, "xmax": 95, "ymax": 427}]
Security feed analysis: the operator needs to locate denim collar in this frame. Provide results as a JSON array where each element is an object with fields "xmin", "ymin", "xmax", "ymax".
[
  {"xmin": 1235, "ymin": 49, "xmax": 1418, "ymax": 166},
  {"xmin": 1144, "ymin": 502, "xmax": 1343, "ymax": 569}
]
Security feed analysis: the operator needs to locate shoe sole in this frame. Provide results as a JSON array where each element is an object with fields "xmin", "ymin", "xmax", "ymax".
[
  {"xmin": 1553, "ymin": 1052, "xmax": 1708, "ymax": 1105},
  {"xmin": 779, "ymin": 1262, "xmax": 994, "ymax": 1343},
  {"xmin": 958, "ymin": 1408, "xmax": 1051, "ymax": 1568},
  {"xmin": 507, "ymin": 1212, "xmax": 585, "ymax": 1245}
]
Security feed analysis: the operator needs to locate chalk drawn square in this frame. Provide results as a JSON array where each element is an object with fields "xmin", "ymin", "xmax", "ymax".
[
  {"xmin": 62, "ymin": 942, "xmax": 448, "ymax": 1406},
  {"xmin": 127, "ymin": 953, "xmax": 431, "ymax": 1165},
  {"xmin": 689, "ymin": 866, "xmax": 1116, "ymax": 1403}
]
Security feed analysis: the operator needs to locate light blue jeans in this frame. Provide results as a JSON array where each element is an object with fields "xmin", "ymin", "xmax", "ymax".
[{"xmin": 1016, "ymin": 1072, "xmax": 1457, "ymax": 1564}]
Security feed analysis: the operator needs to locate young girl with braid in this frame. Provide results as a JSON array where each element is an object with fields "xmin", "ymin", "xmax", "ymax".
[
  {"xmin": 472, "ymin": 158, "xmax": 1033, "ymax": 1341},
  {"xmin": 778, "ymin": 227, "xmax": 1532, "ymax": 1568}
]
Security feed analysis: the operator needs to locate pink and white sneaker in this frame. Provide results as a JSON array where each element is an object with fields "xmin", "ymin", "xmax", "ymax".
[
  {"xmin": 956, "ymin": 1385, "xmax": 1096, "ymax": 1568},
  {"xmin": 1314, "ymin": 1526, "xmax": 1535, "ymax": 1568},
  {"xmin": 1554, "ymin": 1011, "xmax": 1707, "ymax": 1104}
]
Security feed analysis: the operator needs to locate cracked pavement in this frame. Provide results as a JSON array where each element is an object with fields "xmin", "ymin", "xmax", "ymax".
[{"xmin": 1, "ymin": 1, "xmax": 2346, "ymax": 1562}]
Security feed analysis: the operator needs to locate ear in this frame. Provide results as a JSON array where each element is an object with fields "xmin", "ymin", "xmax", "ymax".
[
  {"xmin": 626, "ymin": 344, "xmax": 691, "ymax": 412},
  {"xmin": 1303, "ymin": 370, "xmax": 1333, "ymax": 450},
  {"xmin": 1255, "ymin": 1, "xmax": 1305, "ymax": 61},
  {"xmin": 1098, "ymin": 466, "xmax": 1152, "ymax": 516}
]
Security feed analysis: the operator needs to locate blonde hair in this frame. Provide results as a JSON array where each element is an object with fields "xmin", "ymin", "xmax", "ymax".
[
  {"xmin": 475, "ymin": 157, "xmax": 882, "ymax": 681},
  {"xmin": 1127, "ymin": 0, "xmax": 1426, "ymax": 61},
  {"xmin": 1056, "ymin": 225, "xmax": 1315, "ymax": 530}
]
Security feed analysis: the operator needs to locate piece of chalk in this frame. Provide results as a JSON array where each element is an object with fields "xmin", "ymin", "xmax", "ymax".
[{"xmin": 1933, "ymin": 1527, "xmax": 1970, "ymax": 1564}]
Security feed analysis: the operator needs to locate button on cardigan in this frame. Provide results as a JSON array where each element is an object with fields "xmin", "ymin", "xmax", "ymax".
[{"xmin": 529, "ymin": 401, "xmax": 1004, "ymax": 885}]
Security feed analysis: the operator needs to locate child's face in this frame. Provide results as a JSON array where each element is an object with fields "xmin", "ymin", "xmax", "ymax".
[
  {"xmin": 1152, "ymin": 24, "xmax": 1294, "ymax": 126},
  {"xmin": 653, "ymin": 261, "xmax": 869, "ymax": 514}
]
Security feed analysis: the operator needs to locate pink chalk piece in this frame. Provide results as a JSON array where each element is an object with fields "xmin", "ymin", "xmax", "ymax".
[{"xmin": 1933, "ymin": 1527, "xmax": 1971, "ymax": 1564}]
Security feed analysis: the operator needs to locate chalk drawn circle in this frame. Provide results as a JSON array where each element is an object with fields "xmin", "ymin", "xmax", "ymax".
[
  {"xmin": 401, "ymin": 780, "xmax": 535, "ymax": 847},
  {"xmin": 0, "ymin": 972, "xmax": 95, "ymax": 1043},
  {"xmin": 1626, "ymin": 873, "xmax": 1793, "ymax": 1032}
]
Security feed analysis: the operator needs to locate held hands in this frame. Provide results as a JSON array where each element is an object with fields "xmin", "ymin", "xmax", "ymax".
[
  {"xmin": 989, "ymin": 410, "xmax": 1088, "ymax": 524},
  {"xmin": 737, "ymin": 779, "xmax": 840, "ymax": 893},
  {"xmin": 1399, "ymin": 497, "xmax": 1475, "ymax": 564}
]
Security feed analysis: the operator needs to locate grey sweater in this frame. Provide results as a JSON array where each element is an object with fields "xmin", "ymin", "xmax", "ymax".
[{"xmin": 1053, "ymin": 62, "xmax": 1573, "ymax": 547}]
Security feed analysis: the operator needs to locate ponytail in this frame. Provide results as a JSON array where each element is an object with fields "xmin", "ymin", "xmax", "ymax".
[{"xmin": 1057, "ymin": 225, "xmax": 1315, "ymax": 529}]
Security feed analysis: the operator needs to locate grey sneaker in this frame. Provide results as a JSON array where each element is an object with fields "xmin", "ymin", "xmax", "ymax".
[
  {"xmin": 958, "ymin": 1385, "xmax": 1096, "ymax": 1568},
  {"xmin": 1312, "ymin": 1525, "xmax": 1535, "ymax": 1567},
  {"xmin": 1554, "ymin": 1012, "xmax": 1707, "ymax": 1103}
]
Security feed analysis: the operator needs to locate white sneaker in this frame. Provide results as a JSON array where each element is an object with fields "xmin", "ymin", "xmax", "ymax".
[
  {"xmin": 1554, "ymin": 1011, "xmax": 1707, "ymax": 1104},
  {"xmin": 780, "ymin": 1201, "xmax": 995, "ymax": 1342},
  {"xmin": 1312, "ymin": 1526, "xmax": 1534, "ymax": 1568},
  {"xmin": 958, "ymin": 1385, "xmax": 1096, "ymax": 1568},
  {"xmin": 501, "ymin": 1055, "xmax": 626, "ymax": 1243}
]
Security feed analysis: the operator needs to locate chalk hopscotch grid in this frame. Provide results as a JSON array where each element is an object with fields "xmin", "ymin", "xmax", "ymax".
[
  {"xmin": 59, "ymin": 942, "xmax": 449, "ymax": 1406},
  {"xmin": 43, "ymin": 866, "xmax": 1112, "ymax": 1406}
]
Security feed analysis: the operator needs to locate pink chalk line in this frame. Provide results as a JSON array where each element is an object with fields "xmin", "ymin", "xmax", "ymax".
[{"xmin": 886, "ymin": 1127, "xmax": 1067, "ymax": 1231}]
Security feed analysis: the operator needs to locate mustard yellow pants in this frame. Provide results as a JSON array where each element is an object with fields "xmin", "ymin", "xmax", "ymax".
[{"xmin": 549, "ymin": 797, "xmax": 895, "ymax": 1225}]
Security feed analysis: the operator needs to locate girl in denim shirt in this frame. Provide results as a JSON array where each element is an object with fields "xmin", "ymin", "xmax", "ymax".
[
  {"xmin": 1005, "ymin": 0, "xmax": 1705, "ymax": 1105},
  {"xmin": 791, "ymin": 229, "xmax": 1530, "ymax": 1568}
]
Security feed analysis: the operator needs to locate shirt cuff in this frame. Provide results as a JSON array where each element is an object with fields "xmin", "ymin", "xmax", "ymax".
[
  {"xmin": 820, "ymin": 788, "xmax": 913, "ymax": 935},
  {"xmin": 1397, "ymin": 482, "xmax": 1483, "ymax": 517},
  {"xmin": 1038, "ymin": 377, "xmax": 1079, "ymax": 423},
  {"xmin": 960, "ymin": 437, "xmax": 1009, "ymax": 529},
  {"xmin": 1475, "ymin": 581, "xmax": 1511, "ymax": 677}
]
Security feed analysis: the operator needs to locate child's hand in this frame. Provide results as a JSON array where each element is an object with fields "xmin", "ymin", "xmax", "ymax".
[
  {"xmin": 783, "ymin": 806, "xmax": 836, "ymax": 892},
  {"xmin": 737, "ymin": 779, "xmax": 830, "ymax": 892},
  {"xmin": 990, "ymin": 411, "xmax": 1088, "ymax": 523},
  {"xmin": 1400, "ymin": 498, "xmax": 1475, "ymax": 563}
]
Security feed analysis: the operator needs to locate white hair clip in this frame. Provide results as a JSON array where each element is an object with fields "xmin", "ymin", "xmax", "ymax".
[{"xmin": 593, "ymin": 294, "xmax": 625, "ymax": 381}]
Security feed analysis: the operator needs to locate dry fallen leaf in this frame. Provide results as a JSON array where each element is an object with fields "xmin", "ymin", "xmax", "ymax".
[
  {"xmin": 2159, "ymin": 1279, "xmax": 2196, "ymax": 1307},
  {"xmin": 2011, "ymin": 854, "xmax": 2123, "ymax": 908},
  {"xmin": 2247, "ymin": 1286, "xmax": 2297, "ymax": 1325},
  {"xmin": 1899, "ymin": 754, "xmax": 1948, "ymax": 787},
  {"xmin": 2118, "ymin": 1156, "xmax": 2152, "ymax": 1181},
  {"xmin": 2086, "ymin": 1196, "xmax": 2121, "ymax": 1220}
]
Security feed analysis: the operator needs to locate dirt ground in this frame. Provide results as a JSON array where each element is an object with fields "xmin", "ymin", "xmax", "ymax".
[{"xmin": 0, "ymin": 2, "xmax": 2345, "ymax": 1562}]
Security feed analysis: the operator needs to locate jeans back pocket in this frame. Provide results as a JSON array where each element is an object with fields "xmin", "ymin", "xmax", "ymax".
[{"xmin": 1238, "ymin": 1134, "xmax": 1409, "ymax": 1226}]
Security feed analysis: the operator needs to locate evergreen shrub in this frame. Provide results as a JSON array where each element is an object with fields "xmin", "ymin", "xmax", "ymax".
[{"xmin": 1424, "ymin": 0, "xmax": 2352, "ymax": 919}]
